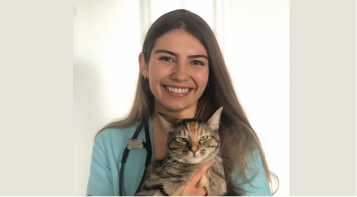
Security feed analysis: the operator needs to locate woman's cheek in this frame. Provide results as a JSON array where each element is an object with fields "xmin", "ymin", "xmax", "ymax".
[
  {"xmin": 150, "ymin": 64, "xmax": 170, "ymax": 79},
  {"xmin": 195, "ymin": 71, "xmax": 209, "ymax": 86}
]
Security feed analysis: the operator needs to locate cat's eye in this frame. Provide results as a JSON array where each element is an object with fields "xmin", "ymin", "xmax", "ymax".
[
  {"xmin": 200, "ymin": 136, "xmax": 208, "ymax": 141},
  {"xmin": 178, "ymin": 138, "xmax": 187, "ymax": 142}
]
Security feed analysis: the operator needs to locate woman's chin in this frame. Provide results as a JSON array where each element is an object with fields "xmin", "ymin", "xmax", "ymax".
[
  {"xmin": 164, "ymin": 102, "xmax": 201, "ymax": 114},
  {"xmin": 164, "ymin": 104, "xmax": 190, "ymax": 111}
]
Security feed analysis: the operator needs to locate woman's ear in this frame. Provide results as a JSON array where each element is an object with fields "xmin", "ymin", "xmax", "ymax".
[{"xmin": 139, "ymin": 53, "xmax": 149, "ymax": 78}]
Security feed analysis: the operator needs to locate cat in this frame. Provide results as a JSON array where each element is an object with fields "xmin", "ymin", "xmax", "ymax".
[{"xmin": 135, "ymin": 107, "xmax": 226, "ymax": 196}]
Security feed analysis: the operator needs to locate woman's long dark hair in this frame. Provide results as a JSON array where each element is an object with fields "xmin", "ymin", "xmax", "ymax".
[{"xmin": 96, "ymin": 9, "xmax": 279, "ymax": 195}]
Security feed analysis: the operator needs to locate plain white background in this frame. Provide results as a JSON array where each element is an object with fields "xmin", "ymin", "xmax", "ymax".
[{"xmin": 73, "ymin": 0, "xmax": 289, "ymax": 195}]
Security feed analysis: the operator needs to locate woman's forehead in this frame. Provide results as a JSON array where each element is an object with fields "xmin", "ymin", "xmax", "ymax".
[{"xmin": 152, "ymin": 29, "xmax": 207, "ymax": 56}]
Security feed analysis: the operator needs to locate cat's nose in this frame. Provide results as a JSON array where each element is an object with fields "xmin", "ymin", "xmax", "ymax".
[{"xmin": 192, "ymin": 146, "xmax": 198, "ymax": 154}]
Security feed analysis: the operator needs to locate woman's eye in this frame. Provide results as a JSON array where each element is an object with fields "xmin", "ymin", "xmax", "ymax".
[
  {"xmin": 178, "ymin": 138, "xmax": 187, "ymax": 142},
  {"xmin": 192, "ymin": 60, "xmax": 204, "ymax": 65},
  {"xmin": 159, "ymin": 57, "xmax": 173, "ymax": 62},
  {"xmin": 200, "ymin": 136, "xmax": 208, "ymax": 141}
]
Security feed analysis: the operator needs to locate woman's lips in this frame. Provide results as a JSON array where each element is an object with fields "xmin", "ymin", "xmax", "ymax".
[{"xmin": 162, "ymin": 85, "xmax": 193, "ymax": 97}]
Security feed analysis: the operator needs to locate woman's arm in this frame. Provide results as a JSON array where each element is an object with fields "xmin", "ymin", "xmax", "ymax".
[
  {"xmin": 235, "ymin": 148, "xmax": 272, "ymax": 196},
  {"xmin": 86, "ymin": 130, "xmax": 115, "ymax": 196}
]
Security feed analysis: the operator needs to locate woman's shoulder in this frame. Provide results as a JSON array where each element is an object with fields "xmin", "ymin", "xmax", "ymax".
[
  {"xmin": 92, "ymin": 121, "xmax": 143, "ymax": 163},
  {"xmin": 96, "ymin": 121, "xmax": 141, "ymax": 140},
  {"xmin": 94, "ymin": 121, "xmax": 142, "ymax": 150}
]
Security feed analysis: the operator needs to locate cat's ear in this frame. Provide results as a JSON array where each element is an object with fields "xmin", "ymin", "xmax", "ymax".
[
  {"xmin": 157, "ymin": 112, "xmax": 182, "ymax": 132},
  {"xmin": 207, "ymin": 107, "xmax": 223, "ymax": 131}
]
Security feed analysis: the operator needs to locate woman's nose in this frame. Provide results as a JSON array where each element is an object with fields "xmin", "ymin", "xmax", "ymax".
[{"xmin": 170, "ymin": 60, "xmax": 189, "ymax": 81}]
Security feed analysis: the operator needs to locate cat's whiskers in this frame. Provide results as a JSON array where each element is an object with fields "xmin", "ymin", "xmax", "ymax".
[
  {"xmin": 161, "ymin": 155, "xmax": 183, "ymax": 168},
  {"xmin": 172, "ymin": 155, "xmax": 184, "ymax": 166},
  {"xmin": 163, "ymin": 155, "xmax": 184, "ymax": 171},
  {"xmin": 159, "ymin": 156, "xmax": 177, "ymax": 171}
]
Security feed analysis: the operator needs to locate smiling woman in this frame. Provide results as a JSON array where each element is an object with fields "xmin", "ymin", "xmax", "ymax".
[
  {"xmin": 86, "ymin": 9, "xmax": 279, "ymax": 196},
  {"xmin": 140, "ymin": 29, "xmax": 209, "ymax": 116}
]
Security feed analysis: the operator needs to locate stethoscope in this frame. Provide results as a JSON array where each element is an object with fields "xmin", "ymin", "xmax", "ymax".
[{"xmin": 119, "ymin": 118, "xmax": 152, "ymax": 196}]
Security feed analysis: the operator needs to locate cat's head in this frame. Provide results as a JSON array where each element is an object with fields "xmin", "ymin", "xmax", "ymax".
[{"xmin": 158, "ymin": 107, "xmax": 223, "ymax": 164}]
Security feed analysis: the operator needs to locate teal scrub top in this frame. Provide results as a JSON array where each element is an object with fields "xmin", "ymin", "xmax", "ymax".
[{"xmin": 86, "ymin": 118, "xmax": 272, "ymax": 196}]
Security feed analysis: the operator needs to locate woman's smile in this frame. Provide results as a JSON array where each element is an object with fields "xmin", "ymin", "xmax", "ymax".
[{"xmin": 162, "ymin": 85, "xmax": 193, "ymax": 97}]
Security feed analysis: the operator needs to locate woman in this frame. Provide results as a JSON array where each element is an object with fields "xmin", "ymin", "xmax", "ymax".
[{"xmin": 86, "ymin": 9, "xmax": 279, "ymax": 196}]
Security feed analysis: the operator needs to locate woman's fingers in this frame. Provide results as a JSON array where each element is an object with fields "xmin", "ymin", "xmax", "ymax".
[
  {"xmin": 178, "ymin": 160, "xmax": 215, "ymax": 196},
  {"xmin": 179, "ymin": 185, "xmax": 207, "ymax": 196},
  {"xmin": 189, "ymin": 159, "xmax": 215, "ymax": 185},
  {"xmin": 195, "ymin": 187, "xmax": 207, "ymax": 196}
]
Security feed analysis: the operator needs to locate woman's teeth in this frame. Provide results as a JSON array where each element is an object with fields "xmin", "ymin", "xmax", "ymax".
[{"xmin": 165, "ymin": 86, "xmax": 190, "ymax": 93}]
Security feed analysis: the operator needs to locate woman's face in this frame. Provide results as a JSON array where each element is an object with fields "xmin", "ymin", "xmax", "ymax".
[{"xmin": 140, "ymin": 29, "xmax": 209, "ymax": 117}]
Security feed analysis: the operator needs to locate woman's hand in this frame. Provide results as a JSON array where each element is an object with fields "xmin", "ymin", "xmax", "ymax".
[{"xmin": 178, "ymin": 160, "xmax": 215, "ymax": 196}]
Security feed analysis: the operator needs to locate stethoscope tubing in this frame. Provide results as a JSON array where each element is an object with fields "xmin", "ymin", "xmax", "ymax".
[{"xmin": 119, "ymin": 118, "xmax": 152, "ymax": 196}]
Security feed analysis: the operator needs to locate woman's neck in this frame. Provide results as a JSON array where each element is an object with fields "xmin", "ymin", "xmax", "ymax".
[{"xmin": 153, "ymin": 100, "xmax": 197, "ymax": 120}]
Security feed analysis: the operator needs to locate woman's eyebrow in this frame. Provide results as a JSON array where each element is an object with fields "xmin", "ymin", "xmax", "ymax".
[
  {"xmin": 187, "ymin": 55, "xmax": 208, "ymax": 60},
  {"xmin": 154, "ymin": 50, "xmax": 208, "ymax": 60},
  {"xmin": 154, "ymin": 50, "xmax": 177, "ymax": 57}
]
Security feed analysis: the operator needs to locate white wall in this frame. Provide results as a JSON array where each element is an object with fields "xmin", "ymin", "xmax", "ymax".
[
  {"xmin": 223, "ymin": 1, "xmax": 289, "ymax": 195},
  {"xmin": 73, "ymin": 0, "xmax": 141, "ymax": 195},
  {"xmin": 73, "ymin": 0, "xmax": 289, "ymax": 195}
]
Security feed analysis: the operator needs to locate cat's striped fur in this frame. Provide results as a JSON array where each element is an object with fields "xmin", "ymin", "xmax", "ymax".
[{"xmin": 135, "ymin": 107, "xmax": 226, "ymax": 196}]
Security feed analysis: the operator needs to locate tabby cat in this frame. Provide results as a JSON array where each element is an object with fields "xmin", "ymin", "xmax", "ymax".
[{"xmin": 135, "ymin": 107, "xmax": 226, "ymax": 196}]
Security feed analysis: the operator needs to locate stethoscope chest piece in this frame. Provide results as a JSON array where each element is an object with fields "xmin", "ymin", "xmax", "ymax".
[{"xmin": 127, "ymin": 138, "xmax": 144, "ymax": 150}]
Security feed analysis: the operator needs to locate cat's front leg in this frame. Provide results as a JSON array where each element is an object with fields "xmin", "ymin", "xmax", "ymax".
[
  {"xmin": 209, "ymin": 176, "xmax": 226, "ymax": 196},
  {"xmin": 163, "ymin": 180, "xmax": 186, "ymax": 196},
  {"xmin": 196, "ymin": 174, "xmax": 211, "ymax": 195},
  {"xmin": 152, "ymin": 190, "xmax": 167, "ymax": 196},
  {"xmin": 208, "ymin": 159, "xmax": 226, "ymax": 196}
]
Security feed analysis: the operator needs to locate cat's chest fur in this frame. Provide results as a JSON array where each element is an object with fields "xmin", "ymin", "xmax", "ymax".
[{"xmin": 135, "ymin": 155, "xmax": 226, "ymax": 196}]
